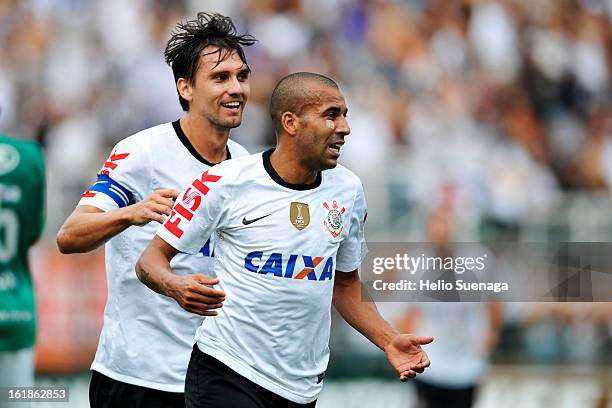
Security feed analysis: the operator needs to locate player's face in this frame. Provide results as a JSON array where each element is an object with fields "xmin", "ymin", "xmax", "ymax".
[
  {"xmin": 297, "ymin": 86, "xmax": 350, "ymax": 171},
  {"xmin": 190, "ymin": 47, "xmax": 251, "ymax": 130}
]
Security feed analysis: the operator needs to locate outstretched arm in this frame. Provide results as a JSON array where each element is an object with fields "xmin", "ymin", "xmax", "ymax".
[
  {"xmin": 136, "ymin": 235, "xmax": 226, "ymax": 316},
  {"xmin": 56, "ymin": 189, "xmax": 179, "ymax": 253},
  {"xmin": 333, "ymin": 270, "xmax": 433, "ymax": 381}
]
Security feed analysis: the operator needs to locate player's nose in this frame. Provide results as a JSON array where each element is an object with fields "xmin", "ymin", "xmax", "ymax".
[
  {"xmin": 336, "ymin": 115, "xmax": 350, "ymax": 136},
  {"xmin": 227, "ymin": 75, "xmax": 243, "ymax": 95}
]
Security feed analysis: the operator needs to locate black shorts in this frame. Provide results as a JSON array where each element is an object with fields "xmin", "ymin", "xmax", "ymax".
[
  {"xmin": 414, "ymin": 379, "xmax": 476, "ymax": 408},
  {"xmin": 89, "ymin": 370, "xmax": 185, "ymax": 408},
  {"xmin": 185, "ymin": 345, "xmax": 317, "ymax": 408}
]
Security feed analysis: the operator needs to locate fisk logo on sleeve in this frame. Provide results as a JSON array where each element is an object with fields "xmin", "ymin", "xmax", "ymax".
[
  {"xmin": 99, "ymin": 152, "xmax": 130, "ymax": 176},
  {"xmin": 82, "ymin": 151, "xmax": 131, "ymax": 201},
  {"xmin": 164, "ymin": 171, "xmax": 222, "ymax": 238}
]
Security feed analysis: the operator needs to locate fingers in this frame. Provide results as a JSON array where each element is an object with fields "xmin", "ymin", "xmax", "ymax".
[
  {"xmin": 148, "ymin": 190, "xmax": 180, "ymax": 211},
  {"xmin": 172, "ymin": 274, "xmax": 226, "ymax": 316},
  {"xmin": 395, "ymin": 350, "xmax": 431, "ymax": 382},
  {"xmin": 155, "ymin": 189, "xmax": 180, "ymax": 199},
  {"xmin": 146, "ymin": 204, "xmax": 173, "ymax": 222},
  {"xmin": 191, "ymin": 275, "xmax": 226, "ymax": 298},
  {"xmin": 183, "ymin": 307, "xmax": 221, "ymax": 317},
  {"xmin": 182, "ymin": 297, "xmax": 224, "ymax": 312},
  {"xmin": 148, "ymin": 196, "xmax": 175, "ymax": 213},
  {"xmin": 399, "ymin": 370, "xmax": 417, "ymax": 382},
  {"xmin": 416, "ymin": 336, "xmax": 434, "ymax": 345},
  {"xmin": 186, "ymin": 291, "xmax": 224, "ymax": 306},
  {"xmin": 420, "ymin": 356, "xmax": 431, "ymax": 369},
  {"xmin": 152, "ymin": 198, "xmax": 175, "ymax": 211},
  {"xmin": 181, "ymin": 275, "xmax": 225, "ymax": 310},
  {"xmin": 179, "ymin": 289, "xmax": 224, "ymax": 315},
  {"xmin": 200, "ymin": 310, "xmax": 219, "ymax": 317},
  {"xmin": 131, "ymin": 198, "xmax": 175, "ymax": 225},
  {"xmin": 193, "ymin": 289, "xmax": 225, "ymax": 300},
  {"xmin": 129, "ymin": 189, "xmax": 179, "ymax": 226},
  {"xmin": 142, "ymin": 209, "xmax": 166, "ymax": 224},
  {"xmin": 194, "ymin": 275, "xmax": 220, "ymax": 286},
  {"xmin": 411, "ymin": 355, "xmax": 431, "ymax": 371},
  {"xmin": 144, "ymin": 192, "xmax": 177, "ymax": 221}
]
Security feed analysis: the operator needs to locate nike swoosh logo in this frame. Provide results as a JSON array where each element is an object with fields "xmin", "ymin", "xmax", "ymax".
[{"xmin": 242, "ymin": 214, "xmax": 272, "ymax": 225}]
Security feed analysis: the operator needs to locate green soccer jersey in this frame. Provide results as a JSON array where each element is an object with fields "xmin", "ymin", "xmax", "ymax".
[{"xmin": 0, "ymin": 134, "xmax": 45, "ymax": 351}]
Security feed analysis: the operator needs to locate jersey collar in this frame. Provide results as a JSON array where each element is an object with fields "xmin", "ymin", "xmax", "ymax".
[
  {"xmin": 262, "ymin": 148, "xmax": 322, "ymax": 191},
  {"xmin": 172, "ymin": 120, "xmax": 231, "ymax": 166}
]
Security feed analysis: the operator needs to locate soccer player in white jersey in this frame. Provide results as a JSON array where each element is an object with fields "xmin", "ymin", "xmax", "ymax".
[
  {"xmin": 56, "ymin": 13, "xmax": 255, "ymax": 408},
  {"xmin": 136, "ymin": 72, "xmax": 434, "ymax": 408}
]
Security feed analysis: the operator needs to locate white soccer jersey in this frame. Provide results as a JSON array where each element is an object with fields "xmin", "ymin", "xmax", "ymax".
[
  {"xmin": 157, "ymin": 149, "xmax": 368, "ymax": 403},
  {"xmin": 78, "ymin": 121, "xmax": 248, "ymax": 392}
]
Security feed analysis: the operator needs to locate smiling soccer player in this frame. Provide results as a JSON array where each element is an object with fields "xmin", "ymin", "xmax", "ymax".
[
  {"xmin": 57, "ymin": 13, "xmax": 255, "ymax": 408},
  {"xmin": 137, "ymin": 72, "xmax": 433, "ymax": 408}
]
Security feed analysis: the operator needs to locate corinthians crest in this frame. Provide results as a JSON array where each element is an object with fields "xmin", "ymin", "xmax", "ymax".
[
  {"xmin": 323, "ymin": 200, "xmax": 346, "ymax": 238},
  {"xmin": 290, "ymin": 202, "xmax": 310, "ymax": 230}
]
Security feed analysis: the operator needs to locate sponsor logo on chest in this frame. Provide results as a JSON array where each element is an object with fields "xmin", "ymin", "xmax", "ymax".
[{"xmin": 245, "ymin": 252, "xmax": 334, "ymax": 281}]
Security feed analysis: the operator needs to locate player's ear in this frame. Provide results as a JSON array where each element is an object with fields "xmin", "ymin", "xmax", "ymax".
[
  {"xmin": 177, "ymin": 78, "xmax": 193, "ymax": 104},
  {"xmin": 281, "ymin": 112, "xmax": 298, "ymax": 136}
]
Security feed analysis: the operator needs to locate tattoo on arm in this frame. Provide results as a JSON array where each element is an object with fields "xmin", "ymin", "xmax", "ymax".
[{"xmin": 139, "ymin": 266, "xmax": 165, "ymax": 295}]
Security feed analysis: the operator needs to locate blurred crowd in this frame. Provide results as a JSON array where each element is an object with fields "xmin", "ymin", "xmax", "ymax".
[
  {"xmin": 1, "ymin": 0, "xmax": 611, "ymax": 377},
  {"xmin": 1, "ymin": 0, "xmax": 611, "ymax": 229}
]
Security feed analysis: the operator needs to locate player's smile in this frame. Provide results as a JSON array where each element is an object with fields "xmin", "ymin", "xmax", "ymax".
[
  {"xmin": 326, "ymin": 139, "xmax": 344, "ymax": 159},
  {"xmin": 220, "ymin": 100, "xmax": 243, "ymax": 115}
]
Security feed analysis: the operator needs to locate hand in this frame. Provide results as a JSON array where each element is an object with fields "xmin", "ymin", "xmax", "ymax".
[
  {"xmin": 167, "ymin": 274, "xmax": 226, "ymax": 316},
  {"xmin": 126, "ymin": 189, "xmax": 179, "ymax": 226},
  {"xmin": 385, "ymin": 334, "xmax": 433, "ymax": 382}
]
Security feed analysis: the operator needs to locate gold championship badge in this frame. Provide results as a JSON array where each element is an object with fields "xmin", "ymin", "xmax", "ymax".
[{"xmin": 290, "ymin": 202, "xmax": 310, "ymax": 230}]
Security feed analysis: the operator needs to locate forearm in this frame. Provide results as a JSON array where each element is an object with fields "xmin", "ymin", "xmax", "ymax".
[
  {"xmin": 57, "ymin": 206, "xmax": 133, "ymax": 253},
  {"xmin": 137, "ymin": 236, "xmax": 225, "ymax": 316},
  {"xmin": 333, "ymin": 272, "xmax": 399, "ymax": 351},
  {"xmin": 135, "ymin": 242, "xmax": 178, "ymax": 298}
]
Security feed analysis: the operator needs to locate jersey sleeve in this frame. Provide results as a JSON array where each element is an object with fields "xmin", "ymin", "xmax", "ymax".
[
  {"xmin": 77, "ymin": 137, "xmax": 148, "ymax": 212},
  {"xmin": 336, "ymin": 182, "xmax": 368, "ymax": 272},
  {"xmin": 156, "ymin": 165, "xmax": 233, "ymax": 254}
]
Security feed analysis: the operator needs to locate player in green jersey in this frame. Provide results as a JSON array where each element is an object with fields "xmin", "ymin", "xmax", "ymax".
[{"xmin": 0, "ymin": 134, "xmax": 45, "ymax": 390}]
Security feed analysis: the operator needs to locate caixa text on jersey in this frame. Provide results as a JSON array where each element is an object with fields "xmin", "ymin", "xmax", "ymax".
[{"xmin": 244, "ymin": 252, "xmax": 335, "ymax": 281}]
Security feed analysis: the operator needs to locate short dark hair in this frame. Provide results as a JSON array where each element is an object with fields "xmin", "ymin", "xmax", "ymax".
[
  {"xmin": 269, "ymin": 72, "xmax": 339, "ymax": 134},
  {"xmin": 165, "ymin": 12, "xmax": 256, "ymax": 111}
]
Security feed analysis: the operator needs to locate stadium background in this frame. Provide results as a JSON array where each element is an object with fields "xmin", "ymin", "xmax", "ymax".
[{"xmin": 1, "ymin": 0, "xmax": 611, "ymax": 406}]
